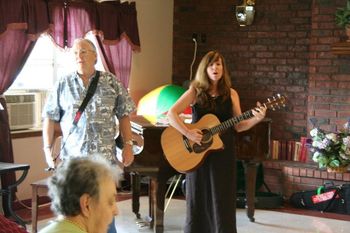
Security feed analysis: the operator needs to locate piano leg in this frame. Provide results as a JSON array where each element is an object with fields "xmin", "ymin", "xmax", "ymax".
[
  {"xmin": 130, "ymin": 172, "xmax": 141, "ymax": 219},
  {"xmin": 129, "ymin": 174, "xmax": 168, "ymax": 233},
  {"xmin": 148, "ymin": 179, "xmax": 154, "ymax": 228},
  {"xmin": 149, "ymin": 176, "xmax": 168, "ymax": 233},
  {"xmin": 244, "ymin": 161, "xmax": 259, "ymax": 222}
]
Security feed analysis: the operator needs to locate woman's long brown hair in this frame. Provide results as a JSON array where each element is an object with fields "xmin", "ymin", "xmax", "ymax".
[{"xmin": 191, "ymin": 51, "xmax": 231, "ymax": 109}]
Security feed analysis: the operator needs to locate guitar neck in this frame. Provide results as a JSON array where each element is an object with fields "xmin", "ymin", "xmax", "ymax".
[
  {"xmin": 208, "ymin": 94, "xmax": 285, "ymax": 136},
  {"xmin": 210, "ymin": 109, "xmax": 254, "ymax": 135}
]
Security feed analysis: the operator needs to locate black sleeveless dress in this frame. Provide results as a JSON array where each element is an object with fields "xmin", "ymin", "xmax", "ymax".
[{"xmin": 184, "ymin": 96, "xmax": 237, "ymax": 233}]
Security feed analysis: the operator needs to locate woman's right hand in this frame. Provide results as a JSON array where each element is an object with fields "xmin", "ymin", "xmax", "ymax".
[{"xmin": 185, "ymin": 128, "xmax": 203, "ymax": 145}]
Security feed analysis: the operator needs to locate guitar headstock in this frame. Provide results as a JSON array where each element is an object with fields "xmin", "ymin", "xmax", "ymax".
[{"xmin": 264, "ymin": 94, "xmax": 287, "ymax": 111}]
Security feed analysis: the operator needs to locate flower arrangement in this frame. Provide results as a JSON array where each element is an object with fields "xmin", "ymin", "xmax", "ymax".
[
  {"xmin": 309, "ymin": 120, "xmax": 350, "ymax": 171},
  {"xmin": 335, "ymin": 0, "xmax": 350, "ymax": 28},
  {"xmin": 335, "ymin": 0, "xmax": 350, "ymax": 42}
]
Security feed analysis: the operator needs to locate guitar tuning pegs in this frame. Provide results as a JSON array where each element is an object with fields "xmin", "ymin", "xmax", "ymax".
[
  {"xmin": 265, "ymin": 93, "xmax": 287, "ymax": 111},
  {"xmin": 267, "ymin": 98, "xmax": 274, "ymax": 110}
]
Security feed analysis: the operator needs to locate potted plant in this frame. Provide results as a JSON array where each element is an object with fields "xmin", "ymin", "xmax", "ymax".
[
  {"xmin": 309, "ymin": 120, "xmax": 350, "ymax": 173},
  {"xmin": 335, "ymin": 0, "xmax": 350, "ymax": 41}
]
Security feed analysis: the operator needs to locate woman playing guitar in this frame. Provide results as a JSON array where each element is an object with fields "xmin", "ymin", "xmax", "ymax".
[{"xmin": 166, "ymin": 50, "xmax": 266, "ymax": 233}]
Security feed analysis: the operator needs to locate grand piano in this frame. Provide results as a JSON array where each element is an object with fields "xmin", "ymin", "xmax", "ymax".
[
  {"xmin": 125, "ymin": 115, "xmax": 271, "ymax": 233},
  {"xmin": 124, "ymin": 116, "xmax": 177, "ymax": 233}
]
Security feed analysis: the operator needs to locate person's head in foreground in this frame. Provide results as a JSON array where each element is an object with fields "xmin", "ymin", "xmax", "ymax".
[{"xmin": 40, "ymin": 156, "xmax": 119, "ymax": 233}]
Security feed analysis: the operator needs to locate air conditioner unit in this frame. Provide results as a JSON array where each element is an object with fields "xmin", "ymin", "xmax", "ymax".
[{"xmin": 5, "ymin": 93, "xmax": 40, "ymax": 130}]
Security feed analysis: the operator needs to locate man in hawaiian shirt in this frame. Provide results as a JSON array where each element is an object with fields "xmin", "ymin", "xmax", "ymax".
[{"xmin": 42, "ymin": 38, "xmax": 136, "ymax": 233}]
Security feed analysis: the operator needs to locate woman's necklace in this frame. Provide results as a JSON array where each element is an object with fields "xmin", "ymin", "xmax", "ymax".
[
  {"xmin": 63, "ymin": 218, "xmax": 88, "ymax": 232},
  {"xmin": 209, "ymin": 90, "xmax": 218, "ymax": 98}
]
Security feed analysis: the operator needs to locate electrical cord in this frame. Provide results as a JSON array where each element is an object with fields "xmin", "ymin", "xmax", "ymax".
[
  {"xmin": 45, "ymin": 127, "xmax": 74, "ymax": 172},
  {"xmin": 189, "ymin": 38, "xmax": 198, "ymax": 81}
]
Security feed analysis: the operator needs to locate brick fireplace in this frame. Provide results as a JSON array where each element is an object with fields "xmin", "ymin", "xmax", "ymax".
[{"xmin": 263, "ymin": 160, "xmax": 350, "ymax": 199}]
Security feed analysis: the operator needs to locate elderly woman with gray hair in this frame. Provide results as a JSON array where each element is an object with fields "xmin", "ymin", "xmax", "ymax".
[{"xmin": 39, "ymin": 157, "xmax": 119, "ymax": 233}]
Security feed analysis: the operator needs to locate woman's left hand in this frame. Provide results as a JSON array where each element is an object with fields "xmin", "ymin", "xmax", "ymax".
[{"xmin": 253, "ymin": 101, "xmax": 267, "ymax": 121}]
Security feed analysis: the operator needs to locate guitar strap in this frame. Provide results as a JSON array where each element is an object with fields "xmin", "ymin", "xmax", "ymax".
[
  {"xmin": 48, "ymin": 71, "xmax": 101, "ymax": 170},
  {"xmin": 72, "ymin": 71, "xmax": 100, "ymax": 126}
]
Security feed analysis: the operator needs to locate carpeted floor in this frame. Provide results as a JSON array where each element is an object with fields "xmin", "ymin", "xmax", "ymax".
[{"xmin": 29, "ymin": 196, "xmax": 350, "ymax": 233}]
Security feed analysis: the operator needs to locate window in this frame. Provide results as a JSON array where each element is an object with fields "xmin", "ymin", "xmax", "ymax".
[
  {"xmin": 5, "ymin": 33, "xmax": 105, "ymax": 130},
  {"xmin": 7, "ymin": 33, "xmax": 105, "ymax": 92}
]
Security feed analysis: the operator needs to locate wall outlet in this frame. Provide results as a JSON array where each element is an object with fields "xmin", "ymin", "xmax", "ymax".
[
  {"xmin": 191, "ymin": 33, "xmax": 206, "ymax": 43},
  {"xmin": 200, "ymin": 33, "xmax": 206, "ymax": 43},
  {"xmin": 192, "ymin": 33, "xmax": 198, "ymax": 41}
]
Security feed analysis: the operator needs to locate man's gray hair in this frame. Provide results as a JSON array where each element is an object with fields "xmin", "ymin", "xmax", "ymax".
[{"xmin": 73, "ymin": 38, "xmax": 97, "ymax": 53}]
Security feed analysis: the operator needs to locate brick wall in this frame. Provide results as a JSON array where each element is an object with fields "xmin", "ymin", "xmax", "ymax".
[
  {"xmin": 263, "ymin": 160, "xmax": 350, "ymax": 198},
  {"xmin": 174, "ymin": 0, "xmax": 313, "ymax": 140},
  {"xmin": 308, "ymin": 1, "xmax": 350, "ymax": 132},
  {"xmin": 173, "ymin": 0, "xmax": 350, "ymax": 196},
  {"xmin": 173, "ymin": 0, "xmax": 350, "ymax": 139}
]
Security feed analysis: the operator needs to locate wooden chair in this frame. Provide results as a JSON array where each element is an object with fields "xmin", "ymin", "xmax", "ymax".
[
  {"xmin": 31, "ymin": 124, "xmax": 61, "ymax": 233},
  {"xmin": 30, "ymin": 179, "xmax": 50, "ymax": 233}
]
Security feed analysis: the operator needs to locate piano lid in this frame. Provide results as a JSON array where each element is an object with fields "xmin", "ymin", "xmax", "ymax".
[{"xmin": 131, "ymin": 115, "xmax": 169, "ymax": 133}]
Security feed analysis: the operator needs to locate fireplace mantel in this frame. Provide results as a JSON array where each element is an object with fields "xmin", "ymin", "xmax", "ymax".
[{"xmin": 331, "ymin": 41, "xmax": 350, "ymax": 55}]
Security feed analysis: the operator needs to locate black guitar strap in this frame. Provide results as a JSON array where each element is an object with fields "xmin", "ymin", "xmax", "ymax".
[
  {"xmin": 72, "ymin": 71, "xmax": 100, "ymax": 126},
  {"xmin": 47, "ymin": 71, "xmax": 101, "ymax": 170}
]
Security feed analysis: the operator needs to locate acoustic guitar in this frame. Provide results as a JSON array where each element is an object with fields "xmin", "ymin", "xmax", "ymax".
[{"xmin": 161, "ymin": 94, "xmax": 286, "ymax": 173}]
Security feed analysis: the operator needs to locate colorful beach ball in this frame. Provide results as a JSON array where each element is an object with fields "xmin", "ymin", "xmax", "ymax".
[{"xmin": 137, "ymin": 84, "xmax": 191, "ymax": 123}]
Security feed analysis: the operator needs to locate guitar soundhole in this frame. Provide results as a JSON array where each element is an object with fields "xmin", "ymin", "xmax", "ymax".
[{"xmin": 193, "ymin": 129, "xmax": 213, "ymax": 153}]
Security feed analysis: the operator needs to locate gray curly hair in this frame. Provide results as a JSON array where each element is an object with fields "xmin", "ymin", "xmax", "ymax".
[{"xmin": 48, "ymin": 156, "xmax": 117, "ymax": 216}]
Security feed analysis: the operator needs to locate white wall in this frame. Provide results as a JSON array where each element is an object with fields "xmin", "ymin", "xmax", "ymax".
[
  {"xmin": 129, "ymin": 0, "xmax": 174, "ymax": 105},
  {"xmin": 12, "ymin": 136, "xmax": 51, "ymax": 200}
]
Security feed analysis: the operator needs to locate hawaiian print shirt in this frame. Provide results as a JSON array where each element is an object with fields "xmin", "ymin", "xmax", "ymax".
[{"xmin": 42, "ymin": 71, "xmax": 136, "ymax": 162}]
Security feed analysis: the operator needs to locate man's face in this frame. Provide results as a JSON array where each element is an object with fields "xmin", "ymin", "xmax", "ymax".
[
  {"xmin": 72, "ymin": 41, "xmax": 97, "ymax": 73},
  {"xmin": 88, "ymin": 176, "xmax": 118, "ymax": 233}
]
